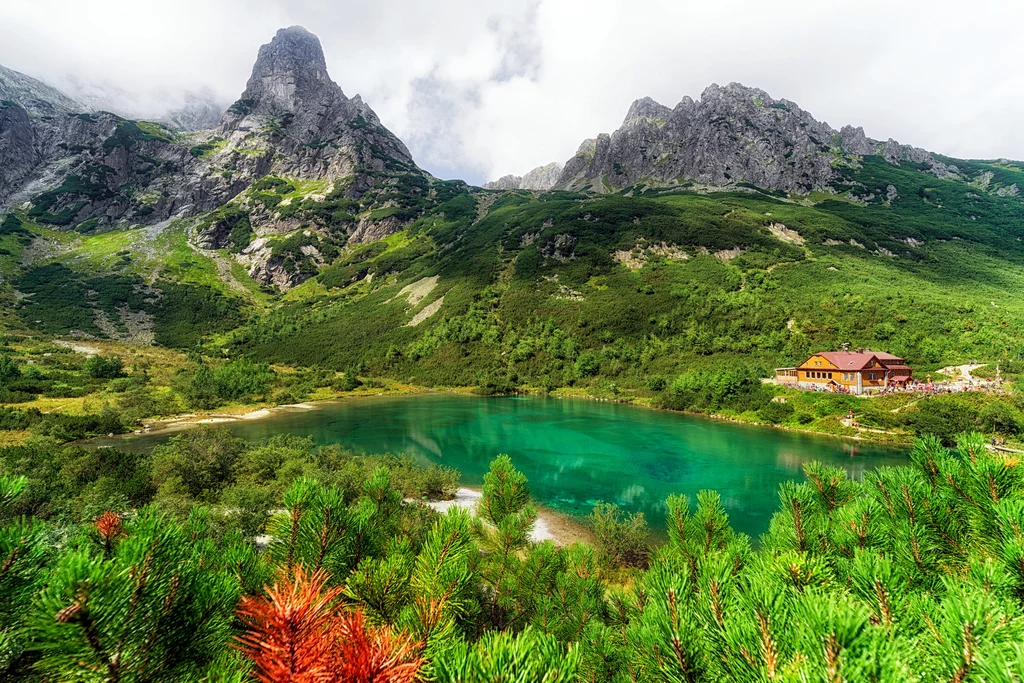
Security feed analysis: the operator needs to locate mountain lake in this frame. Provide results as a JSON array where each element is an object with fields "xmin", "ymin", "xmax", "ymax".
[{"xmin": 91, "ymin": 393, "xmax": 908, "ymax": 537}]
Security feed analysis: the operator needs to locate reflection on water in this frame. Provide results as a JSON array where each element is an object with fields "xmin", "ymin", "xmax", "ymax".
[{"xmin": 92, "ymin": 394, "xmax": 908, "ymax": 537}]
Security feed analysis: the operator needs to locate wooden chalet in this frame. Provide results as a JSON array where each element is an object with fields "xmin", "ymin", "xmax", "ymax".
[{"xmin": 775, "ymin": 350, "xmax": 912, "ymax": 394}]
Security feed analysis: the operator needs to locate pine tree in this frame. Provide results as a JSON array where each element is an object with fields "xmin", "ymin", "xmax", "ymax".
[
  {"xmin": 28, "ymin": 508, "xmax": 245, "ymax": 682},
  {"xmin": 236, "ymin": 566, "xmax": 422, "ymax": 683},
  {"xmin": 0, "ymin": 475, "xmax": 52, "ymax": 675}
]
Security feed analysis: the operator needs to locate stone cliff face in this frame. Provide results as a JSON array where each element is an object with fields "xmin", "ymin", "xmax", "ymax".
[
  {"xmin": 1, "ymin": 108, "xmax": 196, "ymax": 222},
  {"xmin": 0, "ymin": 64, "xmax": 202, "ymax": 220},
  {"xmin": 552, "ymin": 83, "xmax": 956, "ymax": 194},
  {"xmin": 0, "ymin": 103, "xmax": 39, "ymax": 199}
]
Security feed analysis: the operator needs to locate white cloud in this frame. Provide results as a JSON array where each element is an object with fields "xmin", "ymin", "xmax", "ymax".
[{"xmin": 1, "ymin": 0, "xmax": 1022, "ymax": 185}]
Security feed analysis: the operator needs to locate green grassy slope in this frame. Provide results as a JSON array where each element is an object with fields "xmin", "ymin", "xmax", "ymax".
[{"xmin": 234, "ymin": 176, "xmax": 1024, "ymax": 391}]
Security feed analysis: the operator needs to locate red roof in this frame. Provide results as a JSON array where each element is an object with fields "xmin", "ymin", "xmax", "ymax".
[{"xmin": 799, "ymin": 351, "xmax": 907, "ymax": 372}]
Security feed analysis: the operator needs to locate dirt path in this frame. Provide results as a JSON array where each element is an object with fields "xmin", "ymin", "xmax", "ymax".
[{"xmin": 937, "ymin": 363, "xmax": 987, "ymax": 379}]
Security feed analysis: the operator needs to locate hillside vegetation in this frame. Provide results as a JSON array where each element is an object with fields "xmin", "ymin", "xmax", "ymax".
[{"xmin": 3, "ymin": 149, "xmax": 1024, "ymax": 443}]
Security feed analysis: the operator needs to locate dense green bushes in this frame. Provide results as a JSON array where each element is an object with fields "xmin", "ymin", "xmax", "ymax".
[
  {"xmin": 152, "ymin": 282, "xmax": 246, "ymax": 347},
  {"xmin": 661, "ymin": 367, "xmax": 772, "ymax": 413},
  {"xmin": 82, "ymin": 355, "xmax": 124, "ymax": 379},
  {"xmin": 3, "ymin": 432, "xmax": 1024, "ymax": 680},
  {"xmin": 177, "ymin": 358, "xmax": 275, "ymax": 409},
  {"xmin": 589, "ymin": 502, "xmax": 651, "ymax": 569}
]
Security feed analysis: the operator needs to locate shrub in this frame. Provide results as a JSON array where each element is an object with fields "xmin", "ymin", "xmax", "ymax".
[
  {"xmin": 757, "ymin": 400, "xmax": 794, "ymax": 424},
  {"xmin": 589, "ymin": 502, "xmax": 650, "ymax": 569},
  {"xmin": 82, "ymin": 355, "xmax": 124, "ymax": 379},
  {"xmin": 646, "ymin": 376, "xmax": 667, "ymax": 392},
  {"xmin": 663, "ymin": 367, "xmax": 771, "ymax": 414},
  {"xmin": 980, "ymin": 400, "xmax": 1021, "ymax": 435},
  {"xmin": 333, "ymin": 369, "xmax": 362, "ymax": 392},
  {"xmin": 178, "ymin": 362, "xmax": 221, "ymax": 410},
  {"xmin": 417, "ymin": 464, "xmax": 460, "ymax": 500},
  {"xmin": 574, "ymin": 352, "xmax": 600, "ymax": 378},
  {"xmin": 0, "ymin": 355, "xmax": 21, "ymax": 385},
  {"xmin": 904, "ymin": 398, "xmax": 980, "ymax": 445},
  {"xmin": 251, "ymin": 177, "xmax": 295, "ymax": 195},
  {"xmin": 215, "ymin": 359, "xmax": 275, "ymax": 403}
]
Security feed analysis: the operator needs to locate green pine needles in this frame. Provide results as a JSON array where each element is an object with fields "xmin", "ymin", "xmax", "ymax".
[{"xmin": 2, "ymin": 432, "xmax": 1024, "ymax": 680}]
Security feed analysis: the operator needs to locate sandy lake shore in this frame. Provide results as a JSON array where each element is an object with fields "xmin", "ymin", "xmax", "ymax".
[{"xmin": 421, "ymin": 487, "xmax": 593, "ymax": 547}]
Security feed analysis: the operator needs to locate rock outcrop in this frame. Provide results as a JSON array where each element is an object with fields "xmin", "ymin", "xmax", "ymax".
[
  {"xmin": 188, "ymin": 26, "xmax": 434, "ymax": 289},
  {"xmin": 484, "ymin": 162, "xmax": 563, "ymax": 191}
]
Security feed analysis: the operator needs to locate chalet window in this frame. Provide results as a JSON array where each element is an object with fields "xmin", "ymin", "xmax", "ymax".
[
  {"xmin": 828, "ymin": 372, "xmax": 833, "ymax": 379},
  {"xmin": 814, "ymin": 361, "xmax": 822, "ymax": 367}
]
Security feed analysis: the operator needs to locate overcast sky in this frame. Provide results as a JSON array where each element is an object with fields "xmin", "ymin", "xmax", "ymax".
[{"xmin": 1, "ymin": 0, "xmax": 1021, "ymax": 185}]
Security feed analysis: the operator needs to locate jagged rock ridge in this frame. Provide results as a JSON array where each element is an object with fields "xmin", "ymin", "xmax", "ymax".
[{"xmin": 550, "ymin": 83, "xmax": 955, "ymax": 194}]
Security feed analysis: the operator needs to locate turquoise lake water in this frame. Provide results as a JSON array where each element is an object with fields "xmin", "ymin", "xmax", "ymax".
[{"xmin": 98, "ymin": 394, "xmax": 907, "ymax": 537}]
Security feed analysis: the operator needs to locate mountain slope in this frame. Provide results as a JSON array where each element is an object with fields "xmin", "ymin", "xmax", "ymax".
[{"xmin": 0, "ymin": 65, "xmax": 85, "ymax": 116}]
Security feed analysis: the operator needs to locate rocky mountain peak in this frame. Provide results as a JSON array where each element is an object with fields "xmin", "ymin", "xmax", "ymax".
[
  {"xmin": 233, "ymin": 25, "xmax": 344, "ymax": 117},
  {"xmin": 622, "ymin": 97, "xmax": 671, "ymax": 126},
  {"xmin": 216, "ymin": 25, "xmax": 415, "ymax": 180}
]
